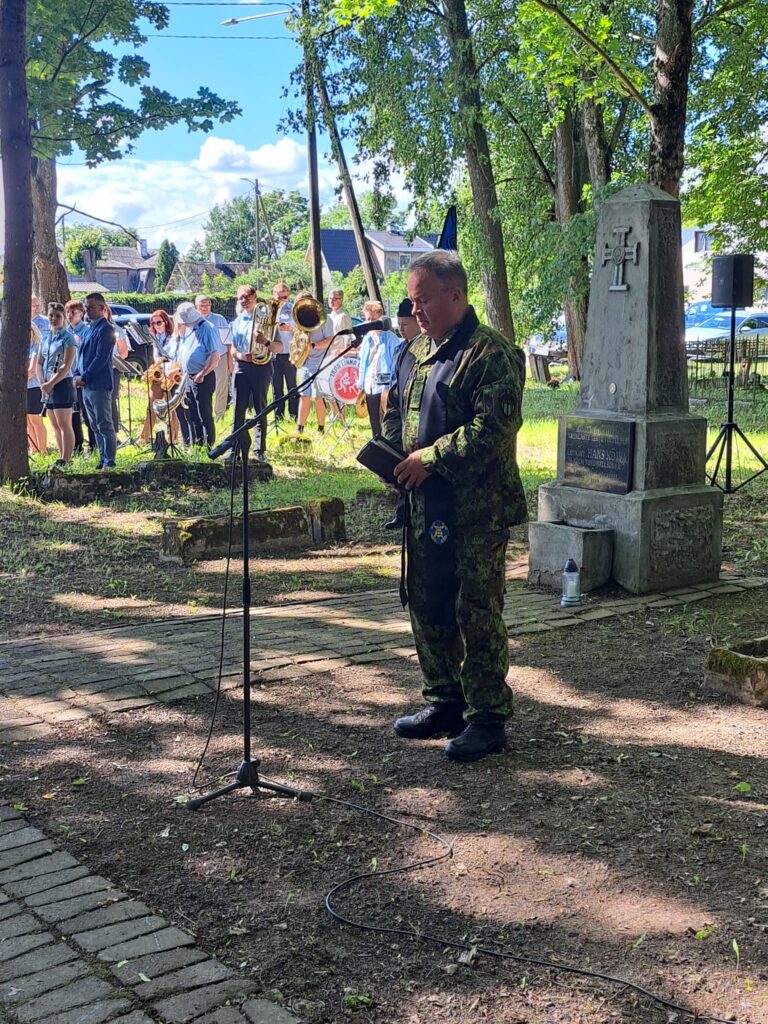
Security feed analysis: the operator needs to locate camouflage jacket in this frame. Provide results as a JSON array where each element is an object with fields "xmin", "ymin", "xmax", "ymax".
[{"xmin": 382, "ymin": 306, "xmax": 528, "ymax": 532}]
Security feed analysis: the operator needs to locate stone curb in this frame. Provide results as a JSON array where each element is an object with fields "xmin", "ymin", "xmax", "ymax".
[{"xmin": 0, "ymin": 804, "xmax": 301, "ymax": 1024}]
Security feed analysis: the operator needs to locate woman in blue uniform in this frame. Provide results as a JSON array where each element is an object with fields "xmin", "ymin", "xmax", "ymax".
[
  {"xmin": 37, "ymin": 302, "xmax": 78, "ymax": 464},
  {"xmin": 27, "ymin": 322, "xmax": 46, "ymax": 455}
]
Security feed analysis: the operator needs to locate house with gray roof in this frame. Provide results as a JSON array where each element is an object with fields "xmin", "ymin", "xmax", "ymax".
[
  {"xmin": 308, "ymin": 228, "xmax": 435, "ymax": 283},
  {"xmin": 165, "ymin": 251, "xmax": 254, "ymax": 292},
  {"xmin": 67, "ymin": 239, "xmax": 158, "ymax": 294}
]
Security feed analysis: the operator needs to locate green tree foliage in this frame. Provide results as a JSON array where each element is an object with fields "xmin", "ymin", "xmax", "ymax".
[
  {"xmin": 682, "ymin": 4, "xmax": 768, "ymax": 260},
  {"xmin": 154, "ymin": 239, "xmax": 179, "ymax": 291},
  {"xmin": 337, "ymin": 265, "xmax": 368, "ymax": 314},
  {"xmin": 61, "ymin": 224, "xmax": 136, "ymax": 276},
  {"xmin": 188, "ymin": 191, "xmax": 310, "ymax": 263},
  {"xmin": 230, "ymin": 252, "xmax": 314, "ymax": 294},
  {"xmin": 318, "ymin": 0, "xmax": 768, "ymax": 364},
  {"xmin": 27, "ymin": 0, "xmax": 240, "ymax": 165},
  {"xmin": 25, "ymin": 0, "xmax": 240, "ymax": 305}
]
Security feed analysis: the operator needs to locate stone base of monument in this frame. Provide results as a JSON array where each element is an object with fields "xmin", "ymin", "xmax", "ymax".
[
  {"xmin": 161, "ymin": 498, "xmax": 346, "ymax": 563},
  {"xmin": 705, "ymin": 637, "xmax": 768, "ymax": 707},
  {"xmin": 528, "ymin": 183, "xmax": 726, "ymax": 597},
  {"xmin": 537, "ymin": 482, "xmax": 723, "ymax": 594},
  {"xmin": 527, "ymin": 521, "xmax": 613, "ymax": 592}
]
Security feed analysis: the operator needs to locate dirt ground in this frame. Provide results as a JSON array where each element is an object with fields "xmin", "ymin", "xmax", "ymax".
[
  {"xmin": 0, "ymin": 488, "xmax": 530, "ymax": 640},
  {"xmin": 4, "ymin": 587, "xmax": 768, "ymax": 1024},
  {"xmin": 2, "ymin": 462, "xmax": 767, "ymax": 1022}
]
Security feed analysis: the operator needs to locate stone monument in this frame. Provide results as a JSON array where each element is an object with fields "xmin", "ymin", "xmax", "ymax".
[{"xmin": 528, "ymin": 183, "xmax": 723, "ymax": 594}]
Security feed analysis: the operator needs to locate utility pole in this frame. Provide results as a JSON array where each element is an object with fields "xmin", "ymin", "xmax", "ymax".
[
  {"xmin": 259, "ymin": 194, "xmax": 278, "ymax": 260},
  {"xmin": 240, "ymin": 177, "xmax": 262, "ymax": 271},
  {"xmin": 254, "ymin": 179, "xmax": 260, "ymax": 271},
  {"xmin": 303, "ymin": 0, "xmax": 324, "ymax": 304},
  {"xmin": 313, "ymin": 60, "xmax": 381, "ymax": 303}
]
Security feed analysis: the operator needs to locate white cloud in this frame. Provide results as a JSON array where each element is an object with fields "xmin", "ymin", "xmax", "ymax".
[
  {"xmin": 14, "ymin": 135, "xmax": 414, "ymax": 261},
  {"xmin": 56, "ymin": 134, "xmax": 342, "ymax": 253}
]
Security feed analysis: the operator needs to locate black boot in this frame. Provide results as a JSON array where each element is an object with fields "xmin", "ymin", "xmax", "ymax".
[
  {"xmin": 394, "ymin": 703, "xmax": 466, "ymax": 740},
  {"xmin": 444, "ymin": 722, "xmax": 506, "ymax": 762}
]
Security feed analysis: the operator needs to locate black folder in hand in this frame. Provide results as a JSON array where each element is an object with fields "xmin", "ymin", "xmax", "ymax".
[{"xmin": 356, "ymin": 435, "xmax": 405, "ymax": 487}]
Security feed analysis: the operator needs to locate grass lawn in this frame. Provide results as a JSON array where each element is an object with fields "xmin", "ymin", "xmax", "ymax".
[{"xmin": 1, "ymin": 382, "xmax": 765, "ymax": 639}]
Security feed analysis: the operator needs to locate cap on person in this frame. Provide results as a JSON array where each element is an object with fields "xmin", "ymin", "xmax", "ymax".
[
  {"xmin": 174, "ymin": 301, "xmax": 201, "ymax": 327},
  {"xmin": 397, "ymin": 298, "xmax": 413, "ymax": 318}
]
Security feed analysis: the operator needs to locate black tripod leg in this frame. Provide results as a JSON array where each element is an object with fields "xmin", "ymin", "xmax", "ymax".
[
  {"xmin": 733, "ymin": 424, "xmax": 768, "ymax": 468},
  {"xmin": 187, "ymin": 759, "xmax": 312, "ymax": 810},
  {"xmin": 706, "ymin": 426, "xmax": 727, "ymax": 487}
]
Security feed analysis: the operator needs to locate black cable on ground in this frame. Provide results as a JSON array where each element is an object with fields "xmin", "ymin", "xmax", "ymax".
[
  {"xmin": 258, "ymin": 778, "xmax": 736, "ymax": 1024},
  {"xmin": 191, "ymin": 449, "xmax": 239, "ymax": 791}
]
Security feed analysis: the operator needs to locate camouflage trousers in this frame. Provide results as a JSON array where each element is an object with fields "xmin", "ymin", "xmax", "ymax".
[{"xmin": 405, "ymin": 521, "xmax": 513, "ymax": 722}]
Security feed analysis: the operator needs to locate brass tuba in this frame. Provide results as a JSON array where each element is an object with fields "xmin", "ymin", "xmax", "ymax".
[
  {"xmin": 289, "ymin": 295, "xmax": 326, "ymax": 368},
  {"xmin": 249, "ymin": 298, "xmax": 282, "ymax": 365}
]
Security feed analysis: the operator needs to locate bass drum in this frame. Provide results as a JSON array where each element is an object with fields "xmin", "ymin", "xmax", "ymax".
[{"xmin": 315, "ymin": 355, "xmax": 361, "ymax": 405}]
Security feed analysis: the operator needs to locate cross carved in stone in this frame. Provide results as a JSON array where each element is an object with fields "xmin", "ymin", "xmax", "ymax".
[{"xmin": 601, "ymin": 225, "xmax": 640, "ymax": 291}]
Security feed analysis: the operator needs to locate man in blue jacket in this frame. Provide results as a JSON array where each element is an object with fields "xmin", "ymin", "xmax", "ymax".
[{"xmin": 74, "ymin": 293, "xmax": 117, "ymax": 470}]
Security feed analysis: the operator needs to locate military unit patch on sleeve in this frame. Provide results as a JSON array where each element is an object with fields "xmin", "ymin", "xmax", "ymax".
[{"xmin": 480, "ymin": 385, "xmax": 517, "ymax": 420}]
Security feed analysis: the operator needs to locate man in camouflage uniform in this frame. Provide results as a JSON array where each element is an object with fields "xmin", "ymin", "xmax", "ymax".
[{"xmin": 382, "ymin": 250, "xmax": 527, "ymax": 762}]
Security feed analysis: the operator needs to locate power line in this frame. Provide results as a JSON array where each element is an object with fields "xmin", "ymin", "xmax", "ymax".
[
  {"xmin": 139, "ymin": 210, "xmax": 212, "ymax": 229},
  {"xmin": 147, "ymin": 33, "xmax": 290, "ymax": 38}
]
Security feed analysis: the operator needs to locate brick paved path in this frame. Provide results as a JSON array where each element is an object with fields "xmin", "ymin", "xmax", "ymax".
[
  {"xmin": 0, "ymin": 804, "xmax": 297, "ymax": 1024},
  {"xmin": 0, "ymin": 569, "xmax": 764, "ymax": 741},
  {"xmin": 0, "ymin": 570, "xmax": 764, "ymax": 1024}
]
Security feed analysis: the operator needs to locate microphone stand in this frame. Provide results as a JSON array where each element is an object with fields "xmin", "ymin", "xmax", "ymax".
[{"xmin": 187, "ymin": 334, "xmax": 361, "ymax": 811}]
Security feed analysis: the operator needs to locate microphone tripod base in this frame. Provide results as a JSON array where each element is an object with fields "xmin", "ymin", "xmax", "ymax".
[{"xmin": 186, "ymin": 759, "xmax": 314, "ymax": 811}]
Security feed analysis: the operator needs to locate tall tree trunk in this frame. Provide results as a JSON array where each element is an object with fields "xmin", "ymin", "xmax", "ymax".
[
  {"xmin": 442, "ymin": 0, "xmax": 515, "ymax": 342},
  {"xmin": 0, "ymin": 0, "xmax": 32, "ymax": 481},
  {"xmin": 31, "ymin": 155, "xmax": 70, "ymax": 306},
  {"xmin": 552, "ymin": 106, "xmax": 588, "ymax": 378},
  {"xmin": 582, "ymin": 97, "xmax": 611, "ymax": 190},
  {"xmin": 648, "ymin": 0, "xmax": 694, "ymax": 197}
]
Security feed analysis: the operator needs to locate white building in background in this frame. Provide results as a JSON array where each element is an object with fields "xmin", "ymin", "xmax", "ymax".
[
  {"xmin": 681, "ymin": 227, "xmax": 714, "ymax": 300},
  {"xmin": 682, "ymin": 226, "xmax": 768, "ymax": 303}
]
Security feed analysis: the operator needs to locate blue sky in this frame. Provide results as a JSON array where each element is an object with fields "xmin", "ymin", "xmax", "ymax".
[{"xmin": 47, "ymin": 2, "xmax": 403, "ymax": 254}]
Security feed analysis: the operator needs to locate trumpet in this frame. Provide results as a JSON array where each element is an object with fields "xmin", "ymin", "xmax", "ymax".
[
  {"xmin": 248, "ymin": 298, "xmax": 284, "ymax": 364},
  {"xmin": 289, "ymin": 295, "xmax": 326, "ymax": 368}
]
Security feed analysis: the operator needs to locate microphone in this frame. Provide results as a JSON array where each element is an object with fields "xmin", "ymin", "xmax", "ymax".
[{"xmin": 336, "ymin": 316, "xmax": 392, "ymax": 347}]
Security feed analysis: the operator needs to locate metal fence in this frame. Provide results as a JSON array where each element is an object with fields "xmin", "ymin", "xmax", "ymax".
[{"xmin": 688, "ymin": 332, "xmax": 768, "ymax": 403}]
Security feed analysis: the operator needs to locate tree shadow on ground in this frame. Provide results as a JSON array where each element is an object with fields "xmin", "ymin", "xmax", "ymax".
[{"xmin": 1, "ymin": 606, "xmax": 767, "ymax": 1022}]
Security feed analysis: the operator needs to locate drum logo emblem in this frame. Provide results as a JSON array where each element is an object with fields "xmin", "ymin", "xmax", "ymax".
[{"xmin": 330, "ymin": 358, "xmax": 360, "ymax": 403}]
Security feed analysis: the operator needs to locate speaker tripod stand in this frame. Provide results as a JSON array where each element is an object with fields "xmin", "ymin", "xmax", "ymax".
[{"xmin": 706, "ymin": 304, "xmax": 768, "ymax": 493}]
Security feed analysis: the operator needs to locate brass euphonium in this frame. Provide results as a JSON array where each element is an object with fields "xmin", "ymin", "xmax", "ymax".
[
  {"xmin": 289, "ymin": 295, "xmax": 326, "ymax": 368},
  {"xmin": 249, "ymin": 298, "xmax": 283, "ymax": 365}
]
